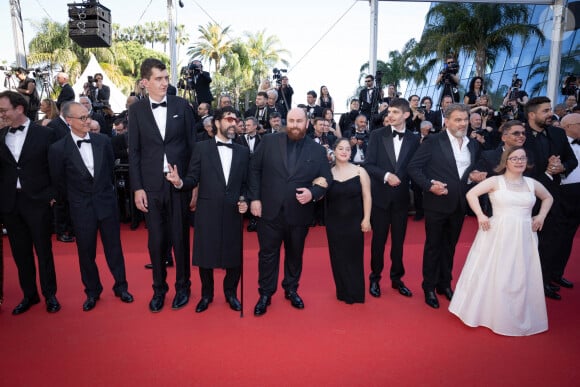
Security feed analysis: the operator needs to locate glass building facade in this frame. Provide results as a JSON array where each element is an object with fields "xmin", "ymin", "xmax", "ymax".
[{"xmin": 404, "ymin": 1, "xmax": 579, "ymax": 107}]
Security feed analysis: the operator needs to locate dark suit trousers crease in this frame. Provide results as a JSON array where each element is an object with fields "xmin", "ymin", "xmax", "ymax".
[
  {"xmin": 370, "ymin": 203, "xmax": 408, "ymax": 283},
  {"xmin": 257, "ymin": 213, "xmax": 309, "ymax": 296},
  {"xmin": 537, "ymin": 198, "xmax": 566, "ymax": 282},
  {"xmin": 422, "ymin": 205, "xmax": 465, "ymax": 292},
  {"xmin": 3, "ymin": 194, "xmax": 57, "ymax": 298},
  {"xmin": 70, "ymin": 209, "xmax": 128, "ymax": 297},
  {"xmin": 144, "ymin": 180, "xmax": 191, "ymax": 295},
  {"xmin": 555, "ymin": 183, "xmax": 580, "ymax": 278},
  {"xmin": 198, "ymin": 266, "xmax": 241, "ymax": 299}
]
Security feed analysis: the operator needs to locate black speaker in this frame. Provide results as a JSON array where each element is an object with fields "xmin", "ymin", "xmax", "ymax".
[{"xmin": 68, "ymin": 2, "xmax": 111, "ymax": 48}]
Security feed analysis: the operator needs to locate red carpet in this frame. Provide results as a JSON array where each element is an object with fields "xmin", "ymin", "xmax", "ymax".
[{"xmin": 1, "ymin": 217, "xmax": 579, "ymax": 386}]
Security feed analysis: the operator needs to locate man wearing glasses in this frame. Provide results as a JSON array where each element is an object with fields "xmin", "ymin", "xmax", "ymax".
[
  {"xmin": 359, "ymin": 75, "xmax": 380, "ymax": 120},
  {"xmin": 129, "ymin": 58, "xmax": 195, "ymax": 313},
  {"xmin": 90, "ymin": 73, "xmax": 110, "ymax": 108},
  {"xmin": 435, "ymin": 54, "xmax": 460, "ymax": 104},
  {"xmin": 48, "ymin": 102, "xmax": 133, "ymax": 311},
  {"xmin": 0, "ymin": 91, "xmax": 60, "ymax": 315}
]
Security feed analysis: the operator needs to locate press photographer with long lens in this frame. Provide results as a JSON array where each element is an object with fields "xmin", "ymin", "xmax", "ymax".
[
  {"xmin": 274, "ymin": 69, "xmax": 292, "ymax": 119},
  {"xmin": 435, "ymin": 54, "xmax": 460, "ymax": 104},
  {"xmin": 14, "ymin": 68, "xmax": 40, "ymax": 121},
  {"xmin": 502, "ymin": 75, "xmax": 528, "ymax": 117},
  {"xmin": 84, "ymin": 73, "xmax": 110, "ymax": 109},
  {"xmin": 178, "ymin": 60, "xmax": 213, "ymax": 104}
]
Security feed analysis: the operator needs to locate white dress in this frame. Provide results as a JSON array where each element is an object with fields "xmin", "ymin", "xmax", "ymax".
[{"xmin": 449, "ymin": 176, "xmax": 548, "ymax": 336}]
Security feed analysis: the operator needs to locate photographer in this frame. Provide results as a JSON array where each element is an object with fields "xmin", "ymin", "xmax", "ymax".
[
  {"xmin": 406, "ymin": 94, "xmax": 425, "ymax": 133},
  {"xmin": 561, "ymin": 74, "xmax": 578, "ymax": 101},
  {"xmin": 14, "ymin": 68, "xmax": 40, "ymax": 121},
  {"xmin": 468, "ymin": 110, "xmax": 497, "ymax": 150},
  {"xmin": 88, "ymin": 73, "xmax": 110, "ymax": 107},
  {"xmin": 274, "ymin": 71, "xmax": 292, "ymax": 115},
  {"xmin": 349, "ymin": 114, "xmax": 369, "ymax": 165},
  {"xmin": 435, "ymin": 54, "xmax": 460, "ymax": 103},
  {"xmin": 189, "ymin": 60, "xmax": 213, "ymax": 104},
  {"xmin": 503, "ymin": 77, "xmax": 528, "ymax": 116}
]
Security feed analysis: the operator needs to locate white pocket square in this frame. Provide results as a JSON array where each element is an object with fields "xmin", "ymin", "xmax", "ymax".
[{"xmin": 173, "ymin": 115, "xmax": 179, "ymax": 118}]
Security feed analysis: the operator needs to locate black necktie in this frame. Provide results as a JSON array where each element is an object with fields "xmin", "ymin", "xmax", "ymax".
[
  {"xmin": 151, "ymin": 101, "xmax": 167, "ymax": 109},
  {"xmin": 393, "ymin": 131, "xmax": 405, "ymax": 139},
  {"xmin": 216, "ymin": 142, "xmax": 233, "ymax": 148},
  {"xmin": 77, "ymin": 139, "xmax": 91, "ymax": 148},
  {"xmin": 572, "ymin": 139, "xmax": 580, "ymax": 145},
  {"xmin": 8, "ymin": 125, "xmax": 24, "ymax": 133}
]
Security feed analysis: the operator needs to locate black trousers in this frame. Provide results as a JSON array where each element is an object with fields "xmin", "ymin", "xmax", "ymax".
[
  {"xmin": 370, "ymin": 203, "xmax": 409, "ymax": 284},
  {"xmin": 3, "ymin": 193, "xmax": 57, "ymax": 299},
  {"xmin": 198, "ymin": 266, "xmax": 241, "ymax": 300},
  {"xmin": 553, "ymin": 183, "xmax": 580, "ymax": 280},
  {"xmin": 143, "ymin": 181, "xmax": 191, "ymax": 295},
  {"xmin": 422, "ymin": 205, "xmax": 465, "ymax": 292},
  {"xmin": 257, "ymin": 213, "xmax": 309, "ymax": 296}
]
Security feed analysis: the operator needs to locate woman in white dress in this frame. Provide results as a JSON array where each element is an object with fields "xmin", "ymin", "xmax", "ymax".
[{"xmin": 449, "ymin": 146, "xmax": 553, "ymax": 336}]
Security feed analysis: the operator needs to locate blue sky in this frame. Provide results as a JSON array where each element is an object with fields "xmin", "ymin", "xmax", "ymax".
[{"xmin": 1, "ymin": 0, "xmax": 430, "ymax": 112}]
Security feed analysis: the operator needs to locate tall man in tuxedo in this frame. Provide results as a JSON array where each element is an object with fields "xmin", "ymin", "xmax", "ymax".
[
  {"xmin": 523, "ymin": 97, "xmax": 578, "ymax": 299},
  {"xmin": 248, "ymin": 108, "xmax": 332, "ymax": 316},
  {"xmin": 359, "ymin": 75, "xmax": 380, "ymax": 119},
  {"xmin": 364, "ymin": 98, "xmax": 420, "ymax": 299},
  {"xmin": 48, "ymin": 102, "xmax": 133, "ymax": 311},
  {"xmin": 0, "ymin": 91, "xmax": 61, "ymax": 315},
  {"xmin": 165, "ymin": 106, "xmax": 250, "ymax": 313},
  {"xmin": 129, "ymin": 58, "xmax": 195, "ymax": 313},
  {"xmin": 56, "ymin": 72, "xmax": 75, "ymax": 110},
  {"xmin": 408, "ymin": 104, "xmax": 482, "ymax": 309}
]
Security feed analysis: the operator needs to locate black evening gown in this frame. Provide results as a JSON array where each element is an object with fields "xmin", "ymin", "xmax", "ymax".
[{"xmin": 325, "ymin": 176, "xmax": 365, "ymax": 303}]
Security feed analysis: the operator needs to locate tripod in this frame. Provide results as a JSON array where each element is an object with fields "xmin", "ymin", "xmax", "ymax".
[
  {"xmin": 3, "ymin": 72, "xmax": 18, "ymax": 90},
  {"xmin": 38, "ymin": 75, "xmax": 54, "ymax": 101}
]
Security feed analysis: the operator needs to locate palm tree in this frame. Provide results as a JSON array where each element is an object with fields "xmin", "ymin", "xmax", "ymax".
[
  {"xmin": 218, "ymin": 42, "xmax": 254, "ymax": 108},
  {"xmin": 187, "ymin": 22, "xmax": 233, "ymax": 73},
  {"xmin": 243, "ymin": 30, "xmax": 290, "ymax": 88},
  {"xmin": 417, "ymin": 3, "xmax": 545, "ymax": 76}
]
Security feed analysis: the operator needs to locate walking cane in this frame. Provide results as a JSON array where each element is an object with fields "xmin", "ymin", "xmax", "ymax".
[{"xmin": 239, "ymin": 196, "xmax": 245, "ymax": 318}]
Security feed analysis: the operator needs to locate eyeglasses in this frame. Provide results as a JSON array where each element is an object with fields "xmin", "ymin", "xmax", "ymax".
[
  {"xmin": 446, "ymin": 61, "xmax": 454, "ymax": 65},
  {"xmin": 508, "ymin": 131, "xmax": 526, "ymax": 137},
  {"xmin": 68, "ymin": 115, "xmax": 90, "ymax": 122},
  {"xmin": 365, "ymin": 80, "xmax": 373, "ymax": 83},
  {"xmin": 222, "ymin": 116, "xmax": 239, "ymax": 124},
  {"xmin": 507, "ymin": 156, "xmax": 528, "ymax": 162}
]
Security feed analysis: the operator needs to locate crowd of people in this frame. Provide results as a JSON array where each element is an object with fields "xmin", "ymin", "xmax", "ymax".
[{"xmin": 1, "ymin": 57, "xmax": 579, "ymax": 338}]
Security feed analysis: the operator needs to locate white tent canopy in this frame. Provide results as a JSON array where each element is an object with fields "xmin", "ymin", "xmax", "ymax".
[{"xmin": 72, "ymin": 53, "xmax": 126, "ymax": 113}]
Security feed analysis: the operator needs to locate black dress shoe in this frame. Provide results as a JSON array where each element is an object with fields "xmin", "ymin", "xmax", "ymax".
[
  {"xmin": 436, "ymin": 287, "xmax": 454, "ymax": 301},
  {"xmin": 548, "ymin": 282, "xmax": 560, "ymax": 291},
  {"xmin": 56, "ymin": 233, "xmax": 75, "ymax": 243},
  {"xmin": 45, "ymin": 296, "xmax": 61, "ymax": 313},
  {"xmin": 12, "ymin": 296, "xmax": 41, "ymax": 315},
  {"xmin": 172, "ymin": 290, "xmax": 190, "ymax": 310},
  {"xmin": 554, "ymin": 277, "xmax": 573, "ymax": 289},
  {"xmin": 149, "ymin": 294, "xmax": 165, "ymax": 312},
  {"xmin": 144, "ymin": 260, "xmax": 174, "ymax": 269},
  {"xmin": 392, "ymin": 283, "xmax": 413, "ymax": 297},
  {"xmin": 114, "ymin": 291, "xmax": 134, "ymax": 303},
  {"xmin": 424, "ymin": 291, "xmax": 439, "ymax": 309},
  {"xmin": 253, "ymin": 295, "xmax": 271, "ymax": 316},
  {"xmin": 284, "ymin": 291, "xmax": 305, "ymax": 309},
  {"xmin": 246, "ymin": 219, "xmax": 257, "ymax": 232},
  {"xmin": 226, "ymin": 295, "xmax": 242, "ymax": 311},
  {"xmin": 369, "ymin": 280, "xmax": 381, "ymax": 298},
  {"xmin": 82, "ymin": 296, "xmax": 99, "ymax": 312},
  {"xmin": 544, "ymin": 285, "xmax": 562, "ymax": 300},
  {"xmin": 195, "ymin": 297, "xmax": 212, "ymax": 313}
]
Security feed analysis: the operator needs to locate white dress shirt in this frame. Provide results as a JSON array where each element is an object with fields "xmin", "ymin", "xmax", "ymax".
[
  {"xmin": 70, "ymin": 132, "xmax": 94, "ymax": 176},
  {"xmin": 5, "ymin": 119, "xmax": 30, "ymax": 189}
]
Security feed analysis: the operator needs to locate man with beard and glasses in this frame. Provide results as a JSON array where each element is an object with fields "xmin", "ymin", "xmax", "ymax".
[
  {"xmin": 248, "ymin": 108, "xmax": 332, "ymax": 316},
  {"xmin": 523, "ymin": 96, "xmax": 577, "ymax": 300},
  {"xmin": 165, "ymin": 107, "xmax": 250, "ymax": 313}
]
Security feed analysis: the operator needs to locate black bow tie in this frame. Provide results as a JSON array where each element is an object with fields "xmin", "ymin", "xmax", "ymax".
[
  {"xmin": 392, "ymin": 130, "xmax": 405, "ymax": 139},
  {"xmin": 217, "ymin": 142, "xmax": 233, "ymax": 148},
  {"xmin": 572, "ymin": 139, "xmax": 580, "ymax": 145},
  {"xmin": 8, "ymin": 125, "xmax": 24, "ymax": 133},
  {"xmin": 77, "ymin": 139, "xmax": 91, "ymax": 148},
  {"xmin": 247, "ymin": 135, "xmax": 255, "ymax": 140},
  {"xmin": 151, "ymin": 101, "xmax": 167, "ymax": 109}
]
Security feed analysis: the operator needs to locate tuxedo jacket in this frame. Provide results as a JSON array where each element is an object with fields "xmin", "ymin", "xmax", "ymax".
[
  {"xmin": 430, "ymin": 110, "xmax": 445, "ymax": 132},
  {"xmin": 0, "ymin": 123, "xmax": 57, "ymax": 212},
  {"xmin": 49, "ymin": 133, "xmax": 118, "ymax": 221},
  {"xmin": 235, "ymin": 133, "xmax": 261, "ymax": 153},
  {"xmin": 56, "ymin": 83, "xmax": 75, "ymax": 110},
  {"xmin": 128, "ymin": 95, "xmax": 195, "ymax": 192},
  {"xmin": 180, "ymin": 140, "xmax": 250, "ymax": 268},
  {"xmin": 248, "ymin": 133, "xmax": 332, "ymax": 226},
  {"xmin": 244, "ymin": 106, "xmax": 276, "ymax": 129},
  {"xmin": 358, "ymin": 87, "xmax": 379, "ymax": 115},
  {"xmin": 47, "ymin": 116, "xmax": 71, "ymax": 139},
  {"xmin": 476, "ymin": 145, "xmax": 503, "ymax": 176},
  {"xmin": 364, "ymin": 126, "xmax": 420, "ymax": 209},
  {"xmin": 94, "ymin": 84, "xmax": 110, "ymax": 104},
  {"xmin": 192, "ymin": 71, "xmax": 213, "ymax": 104},
  {"xmin": 408, "ymin": 132, "xmax": 480, "ymax": 214},
  {"xmin": 111, "ymin": 132, "xmax": 129, "ymax": 164}
]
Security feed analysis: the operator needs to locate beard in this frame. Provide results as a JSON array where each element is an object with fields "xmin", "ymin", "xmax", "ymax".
[
  {"xmin": 220, "ymin": 125, "xmax": 236, "ymax": 140},
  {"xmin": 286, "ymin": 126, "xmax": 306, "ymax": 141}
]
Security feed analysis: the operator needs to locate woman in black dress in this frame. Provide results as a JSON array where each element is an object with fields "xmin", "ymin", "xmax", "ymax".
[
  {"xmin": 319, "ymin": 85, "xmax": 335, "ymax": 112},
  {"xmin": 325, "ymin": 138, "xmax": 372, "ymax": 304}
]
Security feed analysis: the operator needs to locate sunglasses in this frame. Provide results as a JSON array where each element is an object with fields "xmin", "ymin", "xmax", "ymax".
[{"xmin": 222, "ymin": 116, "xmax": 239, "ymax": 124}]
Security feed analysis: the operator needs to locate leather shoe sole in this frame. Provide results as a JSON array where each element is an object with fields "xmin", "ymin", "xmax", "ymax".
[
  {"xmin": 284, "ymin": 291, "xmax": 305, "ymax": 309},
  {"xmin": 149, "ymin": 295, "xmax": 165, "ymax": 312},
  {"xmin": 12, "ymin": 297, "xmax": 41, "ymax": 315},
  {"xmin": 369, "ymin": 281, "xmax": 381, "ymax": 298},
  {"xmin": 115, "ymin": 291, "xmax": 134, "ymax": 303},
  {"xmin": 172, "ymin": 291, "xmax": 191, "ymax": 310},
  {"xmin": 195, "ymin": 298, "xmax": 212, "ymax": 313},
  {"xmin": 424, "ymin": 291, "xmax": 440, "ymax": 309},
  {"xmin": 253, "ymin": 296, "xmax": 271, "ymax": 316},
  {"xmin": 45, "ymin": 296, "xmax": 61, "ymax": 313},
  {"xmin": 554, "ymin": 277, "xmax": 573, "ymax": 289},
  {"xmin": 226, "ymin": 296, "xmax": 242, "ymax": 311},
  {"xmin": 82, "ymin": 296, "xmax": 99, "ymax": 312},
  {"xmin": 392, "ymin": 283, "xmax": 413, "ymax": 297}
]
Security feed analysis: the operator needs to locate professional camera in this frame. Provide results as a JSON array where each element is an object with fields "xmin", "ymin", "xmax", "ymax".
[
  {"xmin": 354, "ymin": 132, "xmax": 368, "ymax": 141},
  {"xmin": 480, "ymin": 109, "xmax": 489, "ymax": 118},
  {"xmin": 562, "ymin": 74, "xmax": 577, "ymax": 96},
  {"xmin": 178, "ymin": 61, "xmax": 202, "ymax": 90},
  {"xmin": 0, "ymin": 65, "xmax": 14, "ymax": 77},
  {"xmin": 272, "ymin": 67, "xmax": 287, "ymax": 86},
  {"xmin": 441, "ymin": 62, "xmax": 459, "ymax": 75},
  {"xmin": 417, "ymin": 104, "xmax": 427, "ymax": 115},
  {"xmin": 87, "ymin": 75, "xmax": 96, "ymax": 86}
]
